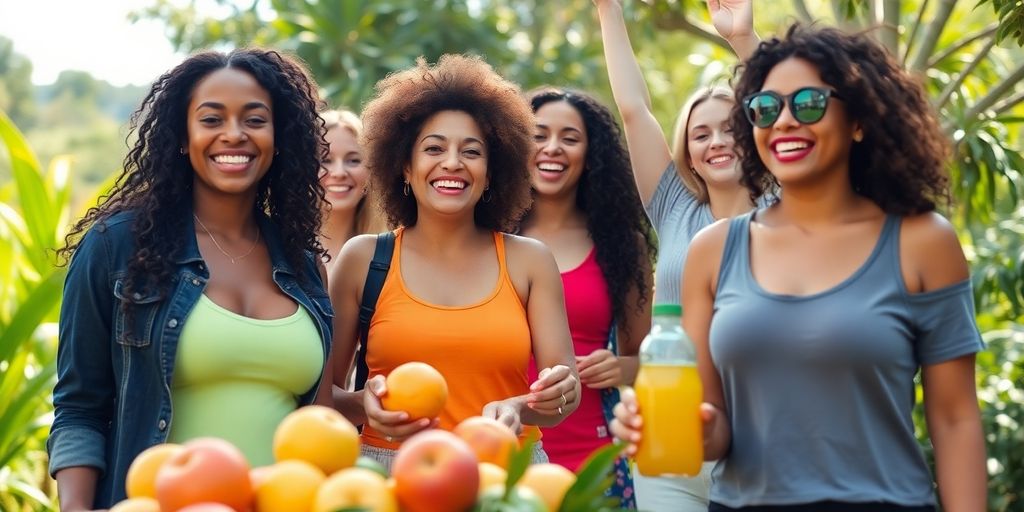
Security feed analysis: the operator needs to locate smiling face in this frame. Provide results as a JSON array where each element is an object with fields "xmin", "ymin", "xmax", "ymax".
[
  {"xmin": 753, "ymin": 57, "xmax": 859, "ymax": 187},
  {"xmin": 320, "ymin": 124, "xmax": 368, "ymax": 214},
  {"xmin": 531, "ymin": 100, "xmax": 588, "ymax": 198},
  {"xmin": 404, "ymin": 110, "xmax": 488, "ymax": 218},
  {"xmin": 686, "ymin": 97, "xmax": 740, "ymax": 188},
  {"xmin": 186, "ymin": 67, "xmax": 275, "ymax": 199}
]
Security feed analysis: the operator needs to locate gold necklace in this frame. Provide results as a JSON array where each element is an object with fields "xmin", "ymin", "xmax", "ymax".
[{"xmin": 193, "ymin": 214, "xmax": 260, "ymax": 264}]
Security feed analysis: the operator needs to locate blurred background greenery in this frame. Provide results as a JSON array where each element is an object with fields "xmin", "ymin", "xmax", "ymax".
[{"xmin": 1, "ymin": 0, "xmax": 1022, "ymax": 510}]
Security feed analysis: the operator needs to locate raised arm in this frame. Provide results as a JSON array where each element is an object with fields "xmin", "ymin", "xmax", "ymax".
[
  {"xmin": 707, "ymin": 0, "xmax": 760, "ymax": 60},
  {"xmin": 595, "ymin": 0, "xmax": 673, "ymax": 205}
]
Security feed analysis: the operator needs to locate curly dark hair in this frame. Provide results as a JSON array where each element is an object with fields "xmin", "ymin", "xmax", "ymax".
[
  {"xmin": 525, "ymin": 88, "xmax": 657, "ymax": 326},
  {"xmin": 58, "ymin": 48, "xmax": 328, "ymax": 298},
  {"xmin": 730, "ymin": 24, "xmax": 950, "ymax": 215},
  {"xmin": 360, "ymin": 54, "xmax": 534, "ymax": 232}
]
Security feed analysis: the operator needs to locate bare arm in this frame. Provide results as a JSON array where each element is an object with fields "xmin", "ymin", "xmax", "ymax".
[
  {"xmin": 923, "ymin": 356, "xmax": 986, "ymax": 511},
  {"xmin": 55, "ymin": 467, "xmax": 101, "ymax": 511},
  {"xmin": 595, "ymin": 0, "xmax": 673, "ymax": 205},
  {"xmin": 314, "ymin": 260, "xmax": 334, "ymax": 407},
  {"xmin": 682, "ymin": 220, "xmax": 732, "ymax": 460},
  {"xmin": 328, "ymin": 235, "xmax": 375, "ymax": 425}
]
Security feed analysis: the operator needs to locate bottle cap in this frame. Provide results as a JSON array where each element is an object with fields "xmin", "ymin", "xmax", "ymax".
[{"xmin": 652, "ymin": 304, "xmax": 682, "ymax": 317}]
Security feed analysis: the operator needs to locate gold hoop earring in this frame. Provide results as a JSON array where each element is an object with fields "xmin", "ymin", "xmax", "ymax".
[
  {"xmin": 403, "ymin": 181, "xmax": 410, "ymax": 197},
  {"xmin": 482, "ymin": 187, "xmax": 492, "ymax": 203}
]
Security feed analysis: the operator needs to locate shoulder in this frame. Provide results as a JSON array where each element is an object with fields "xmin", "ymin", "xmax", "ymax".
[
  {"xmin": 502, "ymin": 232, "xmax": 554, "ymax": 262},
  {"xmin": 329, "ymin": 233, "xmax": 380, "ymax": 286},
  {"xmin": 899, "ymin": 211, "xmax": 969, "ymax": 292},
  {"xmin": 689, "ymin": 216, "xmax": 733, "ymax": 258}
]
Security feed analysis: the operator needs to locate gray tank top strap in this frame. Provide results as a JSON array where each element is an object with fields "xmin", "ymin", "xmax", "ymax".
[{"xmin": 716, "ymin": 211, "xmax": 756, "ymax": 292}]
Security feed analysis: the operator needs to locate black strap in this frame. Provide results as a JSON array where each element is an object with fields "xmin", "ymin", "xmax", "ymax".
[{"xmin": 354, "ymin": 231, "xmax": 396, "ymax": 391}]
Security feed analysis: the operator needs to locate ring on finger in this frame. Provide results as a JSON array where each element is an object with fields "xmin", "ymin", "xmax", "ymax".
[
  {"xmin": 385, "ymin": 435, "xmax": 393, "ymax": 443},
  {"xmin": 560, "ymin": 393, "xmax": 567, "ymax": 406},
  {"xmin": 557, "ymin": 406, "xmax": 564, "ymax": 415}
]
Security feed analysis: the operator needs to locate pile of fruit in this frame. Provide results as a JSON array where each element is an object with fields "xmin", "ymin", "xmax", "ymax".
[{"xmin": 109, "ymin": 362, "xmax": 622, "ymax": 512}]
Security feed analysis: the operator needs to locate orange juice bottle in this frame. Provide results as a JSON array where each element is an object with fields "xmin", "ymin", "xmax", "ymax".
[{"xmin": 634, "ymin": 304, "xmax": 703, "ymax": 476}]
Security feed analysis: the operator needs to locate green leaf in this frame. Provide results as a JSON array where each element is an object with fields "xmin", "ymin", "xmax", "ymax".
[
  {"xmin": 0, "ymin": 267, "xmax": 65, "ymax": 366},
  {"xmin": 504, "ymin": 432, "xmax": 538, "ymax": 499},
  {"xmin": 558, "ymin": 443, "xmax": 624, "ymax": 512}
]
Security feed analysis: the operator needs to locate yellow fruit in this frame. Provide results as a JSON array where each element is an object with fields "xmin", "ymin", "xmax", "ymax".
[
  {"xmin": 253, "ymin": 459, "xmax": 326, "ymax": 512},
  {"xmin": 478, "ymin": 462, "xmax": 507, "ymax": 495},
  {"xmin": 518, "ymin": 463, "xmax": 576, "ymax": 512},
  {"xmin": 313, "ymin": 467, "xmax": 398, "ymax": 512},
  {"xmin": 125, "ymin": 443, "xmax": 185, "ymax": 499},
  {"xmin": 273, "ymin": 405, "xmax": 359, "ymax": 474},
  {"xmin": 110, "ymin": 497, "xmax": 161, "ymax": 512}
]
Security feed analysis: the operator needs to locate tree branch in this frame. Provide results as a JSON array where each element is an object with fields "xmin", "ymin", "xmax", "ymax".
[
  {"xmin": 936, "ymin": 35, "xmax": 998, "ymax": 110},
  {"xmin": 902, "ymin": 0, "xmax": 930, "ymax": 65},
  {"xmin": 879, "ymin": 0, "xmax": 901, "ymax": 56},
  {"xmin": 959, "ymin": 61, "xmax": 1024, "ymax": 128},
  {"xmin": 926, "ymin": 24, "xmax": 999, "ymax": 69},
  {"xmin": 909, "ymin": 0, "xmax": 958, "ymax": 74},
  {"xmin": 650, "ymin": 8, "xmax": 732, "ymax": 52},
  {"xmin": 992, "ymin": 89, "xmax": 1024, "ymax": 118},
  {"xmin": 792, "ymin": 0, "xmax": 815, "ymax": 22}
]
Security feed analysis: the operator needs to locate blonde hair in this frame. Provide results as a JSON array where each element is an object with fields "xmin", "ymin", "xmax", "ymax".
[
  {"xmin": 319, "ymin": 108, "xmax": 386, "ymax": 234},
  {"xmin": 670, "ymin": 85, "xmax": 735, "ymax": 204}
]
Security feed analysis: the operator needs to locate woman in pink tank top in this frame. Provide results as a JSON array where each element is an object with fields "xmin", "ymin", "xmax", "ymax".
[{"xmin": 518, "ymin": 88, "xmax": 656, "ymax": 508}]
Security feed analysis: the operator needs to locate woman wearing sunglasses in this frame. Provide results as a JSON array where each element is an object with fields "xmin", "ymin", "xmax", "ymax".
[{"xmin": 612, "ymin": 24, "xmax": 986, "ymax": 511}]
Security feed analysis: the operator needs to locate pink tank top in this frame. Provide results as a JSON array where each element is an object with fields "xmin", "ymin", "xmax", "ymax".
[{"xmin": 530, "ymin": 247, "xmax": 613, "ymax": 470}]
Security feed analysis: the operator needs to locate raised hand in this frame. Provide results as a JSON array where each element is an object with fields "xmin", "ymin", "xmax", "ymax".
[{"xmin": 707, "ymin": 0, "xmax": 754, "ymax": 42}]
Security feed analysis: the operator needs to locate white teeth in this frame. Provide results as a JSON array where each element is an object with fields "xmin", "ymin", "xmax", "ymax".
[
  {"xmin": 708, "ymin": 155, "xmax": 733, "ymax": 164},
  {"xmin": 326, "ymin": 185, "xmax": 352, "ymax": 192},
  {"xmin": 775, "ymin": 141, "xmax": 810, "ymax": 153},
  {"xmin": 432, "ymin": 179, "xmax": 466, "ymax": 189},
  {"xmin": 213, "ymin": 154, "xmax": 253, "ymax": 164},
  {"xmin": 538, "ymin": 162, "xmax": 566, "ymax": 172}
]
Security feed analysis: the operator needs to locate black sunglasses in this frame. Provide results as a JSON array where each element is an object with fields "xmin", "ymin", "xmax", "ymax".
[{"xmin": 742, "ymin": 87, "xmax": 844, "ymax": 128}]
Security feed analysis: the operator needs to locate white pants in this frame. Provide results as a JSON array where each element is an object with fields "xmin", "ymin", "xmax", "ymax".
[{"xmin": 633, "ymin": 461, "xmax": 713, "ymax": 512}]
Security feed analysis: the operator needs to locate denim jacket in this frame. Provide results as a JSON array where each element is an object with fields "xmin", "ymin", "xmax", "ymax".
[{"xmin": 47, "ymin": 210, "xmax": 334, "ymax": 508}]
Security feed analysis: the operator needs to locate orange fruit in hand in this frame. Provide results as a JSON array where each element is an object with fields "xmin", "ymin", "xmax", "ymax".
[
  {"xmin": 273, "ymin": 405, "xmax": 359, "ymax": 474},
  {"xmin": 518, "ymin": 463, "xmax": 577, "ymax": 512},
  {"xmin": 125, "ymin": 443, "xmax": 185, "ymax": 499},
  {"xmin": 381, "ymin": 362, "xmax": 448, "ymax": 420},
  {"xmin": 252, "ymin": 460, "xmax": 325, "ymax": 512},
  {"xmin": 454, "ymin": 416, "xmax": 519, "ymax": 469}
]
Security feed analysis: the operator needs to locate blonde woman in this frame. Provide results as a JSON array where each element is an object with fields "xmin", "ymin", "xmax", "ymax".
[{"xmin": 319, "ymin": 109, "xmax": 384, "ymax": 268}]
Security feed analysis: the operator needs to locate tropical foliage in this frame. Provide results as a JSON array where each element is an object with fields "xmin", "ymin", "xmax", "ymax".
[{"xmin": 1, "ymin": 0, "xmax": 1021, "ymax": 510}]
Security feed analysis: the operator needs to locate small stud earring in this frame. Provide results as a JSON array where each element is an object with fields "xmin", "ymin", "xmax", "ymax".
[
  {"xmin": 853, "ymin": 132, "xmax": 864, "ymax": 142},
  {"xmin": 180, "ymin": 147, "xmax": 187, "ymax": 155}
]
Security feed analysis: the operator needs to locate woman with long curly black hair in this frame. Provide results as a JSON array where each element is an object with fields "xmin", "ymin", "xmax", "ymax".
[
  {"xmin": 614, "ymin": 24, "xmax": 986, "ymax": 511},
  {"xmin": 49, "ymin": 48, "xmax": 334, "ymax": 510},
  {"xmin": 517, "ymin": 87, "xmax": 656, "ymax": 507}
]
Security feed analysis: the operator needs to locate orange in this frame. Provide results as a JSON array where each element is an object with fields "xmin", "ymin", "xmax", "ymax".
[
  {"xmin": 109, "ymin": 497, "xmax": 161, "ymax": 512},
  {"xmin": 273, "ymin": 405, "xmax": 359, "ymax": 474},
  {"xmin": 313, "ymin": 467, "xmax": 398, "ymax": 512},
  {"xmin": 518, "ymin": 463, "xmax": 576, "ymax": 512},
  {"xmin": 454, "ymin": 416, "xmax": 519, "ymax": 469},
  {"xmin": 381, "ymin": 362, "xmax": 448, "ymax": 420},
  {"xmin": 477, "ymin": 462, "xmax": 507, "ymax": 495},
  {"xmin": 125, "ymin": 443, "xmax": 185, "ymax": 499},
  {"xmin": 252, "ymin": 460, "xmax": 325, "ymax": 512}
]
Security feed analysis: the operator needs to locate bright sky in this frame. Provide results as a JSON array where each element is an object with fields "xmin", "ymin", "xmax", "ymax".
[{"xmin": 0, "ymin": 0, "xmax": 215, "ymax": 87}]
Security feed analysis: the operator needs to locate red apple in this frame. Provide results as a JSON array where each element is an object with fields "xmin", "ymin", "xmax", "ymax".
[
  {"xmin": 392, "ymin": 430, "xmax": 480, "ymax": 512},
  {"xmin": 154, "ymin": 437, "xmax": 252, "ymax": 512}
]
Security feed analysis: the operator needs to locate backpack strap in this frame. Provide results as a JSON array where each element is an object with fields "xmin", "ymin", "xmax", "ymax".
[{"xmin": 354, "ymin": 231, "xmax": 396, "ymax": 391}]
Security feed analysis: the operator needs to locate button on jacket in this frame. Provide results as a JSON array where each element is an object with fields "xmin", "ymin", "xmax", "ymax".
[{"xmin": 47, "ymin": 210, "xmax": 333, "ymax": 508}]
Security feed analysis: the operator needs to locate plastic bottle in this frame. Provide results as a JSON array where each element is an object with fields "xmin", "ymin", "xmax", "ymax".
[{"xmin": 633, "ymin": 304, "xmax": 703, "ymax": 476}]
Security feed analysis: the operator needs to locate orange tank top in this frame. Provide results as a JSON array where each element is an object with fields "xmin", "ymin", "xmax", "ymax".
[{"xmin": 362, "ymin": 228, "xmax": 537, "ymax": 449}]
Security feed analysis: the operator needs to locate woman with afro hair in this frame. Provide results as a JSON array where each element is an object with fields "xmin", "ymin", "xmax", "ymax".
[
  {"xmin": 517, "ymin": 87, "xmax": 656, "ymax": 508},
  {"xmin": 329, "ymin": 54, "xmax": 580, "ymax": 469},
  {"xmin": 613, "ymin": 24, "xmax": 986, "ymax": 511},
  {"xmin": 49, "ymin": 48, "xmax": 335, "ymax": 509}
]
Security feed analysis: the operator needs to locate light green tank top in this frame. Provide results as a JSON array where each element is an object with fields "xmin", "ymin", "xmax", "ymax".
[{"xmin": 168, "ymin": 294, "xmax": 323, "ymax": 466}]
